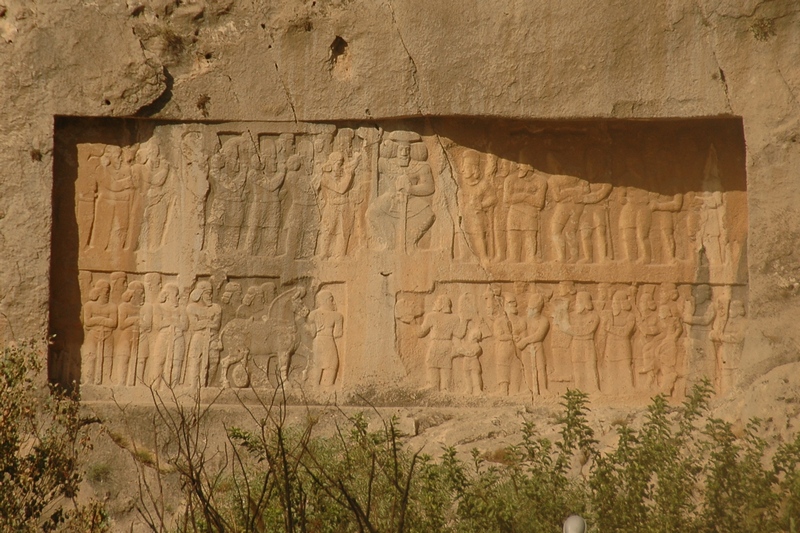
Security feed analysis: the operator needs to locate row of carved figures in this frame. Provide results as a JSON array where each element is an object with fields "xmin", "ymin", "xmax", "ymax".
[
  {"xmin": 398, "ymin": 282, "xmax": 746, "ymax": 397},
  {"xmin": 454, "ymin": 146, "xmax": 738, "ymax": 268},
  {"xmin": 79, "ymin": 272, "xmax": 344, "ymax": 390},
  {"xmin": 205, "ymin": 129, "xmax": 438, "ymax": 257},
  {"xmin": 77, "ymin": 128, "xmax": 741, "ymax": 268}
]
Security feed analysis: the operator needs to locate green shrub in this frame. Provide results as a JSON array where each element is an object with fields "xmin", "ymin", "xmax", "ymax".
[
  {"xmin": 0, "ymin": 339, "xmax": 108, "ymax": 532},
  {"xmin": 140, "ymin": 382, "xmax": 800, "ymax": 532}
]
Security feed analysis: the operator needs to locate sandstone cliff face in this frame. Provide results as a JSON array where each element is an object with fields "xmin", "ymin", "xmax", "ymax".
[{"xmin": 2, "ymin": 0, "xmax": 800, "ymax": 398}]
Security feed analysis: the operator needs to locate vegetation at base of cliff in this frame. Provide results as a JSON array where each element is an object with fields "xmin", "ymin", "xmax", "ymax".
[
  {"xmin": 131, "ymin": 381, "xmax": 800, "ymax": 533},
  {"xmin": 0, "ymin": 340, "xmax": 108, "ymax": 532}
]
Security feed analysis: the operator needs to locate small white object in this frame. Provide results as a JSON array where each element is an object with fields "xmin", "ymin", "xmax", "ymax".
[{"xmin": 563, "ymin": 514, "xmax": 587, "ymax": 533}]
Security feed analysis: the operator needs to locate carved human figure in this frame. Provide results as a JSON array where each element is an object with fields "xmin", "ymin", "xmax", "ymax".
[
  {"xmin": 458, "ymin": 292, "xmax": 492, "ymax": 341},
  {"xmin": 457, "ymin": 150, "xmax": 498, "ymax": 263},
  {"xmin": 504, "ymin": 160, "xmax": 547, "ymax": 263},
  {"xmin": 693, "ymin": 145, "xmax": 729, "ymax": 269},
  {"xmin": 220, "ymin": 281, "xmax": 243, "ymax": 323},
  {"xmin": 452, "ymin": 293, "xmax": 490, "ymax": 394},
  {"xmin": 602, "ymin": 290, "xmax": 636, "ymax": 395},
  {"xmin": 548, "ymin": 172, "xmax": 586, "ymax": 262},
  {"xmin": 651, "ymin": 192, "xmax": 683, "ymax": 263},
  {"xmin": 549, "ymin": 281, "xmax": 576, "ymax": 386},
  {"xmin": 149, "ymin": 284, "xmax": 186, "ymax": 389},
  {"xmin": 682, "ymin": 284, "xmax": 717, "ymax": 389},
  {"xmin": 114, "ymin": 281, "xmax": 145, "ymax": 386},
  {"xmin": 483, "ymin": 285, "xmax": 503, "ymax": 322},
  {"xmin": 577, "ymin": 149, "xmax": 613, "ymax": 263},
  {"xmin": 136, "ymin": 273, "xmax": 160, "ymax": 384},
  {"xmin": 318, "ymin": 150, "xmax": 363, "ymax": 259},
  {"xmin": 277, "ymin": 132, "xmax": 296, "ymax": 165},
  {"xmin": 218, "ymin": 305, "xmax": 252, "ymax": 389},
  {"xmin": 493, "ymin": 294, "xmax": 527, "ymax": 396},
  {"xmin": 657, "ymin": 282, "xmax": 682, "ymax": 320},
  {"xmin": 306, "ymin": 290, "xmax": 344, "ymax": 387},
  {"xmin": 284, "ymin": 151, "xmax": 321, "ymax": 259},
  {"xmin": 577, "ymin": 183, "xmax": 613, "ymax": 263},
  {"xmin": 110, "ymin": 271, "xmax": 128, "ymax": 305},
  {"xmin": 180, "ymin": 131, "xmax": 210, "ymax": 251},
  {"xmin": 207, "ymin": 136, "xmax": 249, "ymax": 252},
  {"xmin": 280, "ymin": 287, "xmax": 311, "ymax": 382},
  {"xmin": 327, "ymin": 128, "xmax": 365, "ymax": 253},
  {"xmin": 81, "ymin": 280, "xmax": 117, "ymax": 385},
  {"xmin": 454, "ymin": 327, "xmax": 485, "ymax": 395},
  {"xmin": 656, "ymin": 303, "xmax": 683, "ymax": 397},
  {"xmin": 238, "ymin": 285, "xmax": 268, "ymax": 320},
  {"xmin": 78, "ymin": 270, "xmax": 94, "ymax": 302},
  {"xmin": 693, "ymin": 191, "xmax": 727, "ymax": 268},
  {"xmin": 418, "ymin": 295, "xmax": 467, "ymax": 392},
  {"xmin": 594, "ymin": 282, "xmax": 612, "ymax": 356},
  {"xmin": 491, "ymin": 157, "xmax": 515, "ymax": 262},
  {"xmin": 516, "ymin": 293, "xmax": 550, "ymax": 396},
  {"xmin": 618, "ymin": 187, "xmax": 653, "ymax": 264},
  {"xmin": 221, "ymin": 281, "xmax": 242, "ymax": 306},
  {"xmin": 245, "ymin": 137, "xmax": 286, "ymax": 256},
  {"xmin": 312, "ymin": 132, "xmax": 334, "ymax": 179},
  {"xmin": 634, "ymin": 291, "xmax": 660, "ymax": 391},
  {"xmin": 89, "ymin": 145, "xmax": 136, "ymax": 251},
  {"xmin": 367, "ymin": 131, "xmax": 435, "ymax": 252},
  {"xmin": 554, "ymin": 291, "xmax": 600, "ymax": 393},
  {"xmin": 134, "ymin": 141, "xmax": 175, "ymax": 251},
  {"xmin": 185, "ymin": 281, "xmax": 223, "ymax": 388},
  {"xmin": 712, "ymin": 300, "xmax": 745, "ymax": 394},
  {"xmin": 218, "ymin": 283, "xmax": 270, "ymax": 388},
  {"xmin": 78, "ymin": 146, "xmax": 107, "ymax": 250},
  {"xmin": 122, "ymin": 146, "xmax": 144, "ymax": 249}
]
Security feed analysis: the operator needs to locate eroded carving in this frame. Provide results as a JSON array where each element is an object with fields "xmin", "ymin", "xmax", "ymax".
[
  {"xmin": 367, "ymin": 131, "xmax": 436, "ymax": 252},
  {"xmin": 52, "ymin": 118, "xmax": 749, "ymax": 403},
  {"xmin": 89, "ymin": 146, "xmax": 136, "ymax": 252},
  {"xmin": 517, "ymin": 293, "xmax": 550, "ymax": 396},
  {"xmin": 81, "ymin": 280, "xmax": 117, "ymax": 385},
  {"xmin": 505, "ymin": 158, "xmax": 547, "ymax": 263},
  {"xmin": 456, "ymin": 150, "xmax": 498, "ymax": 264},
  {"xmin": 396, "ymin": 280, "xmax": 746, "ymax": 398},
  {"xmin": 307, "ymin": 290, "xmax": 344, "ymax": 387},
  {"xmin": 318, "ymin": 151, "xmax": 363, "ymax": 259},
  {"xmin": 74, "ymin": 271, "xmax": 343, "ymax": 393}
]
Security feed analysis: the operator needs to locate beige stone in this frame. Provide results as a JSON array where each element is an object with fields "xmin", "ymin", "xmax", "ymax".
[
  {"xmin": 0, "ymin": 0, "xmax": 798, "ymax": 405},
  {"xmin": 45, "ymin": 116, "xmax": 747, "ymax": 402}
]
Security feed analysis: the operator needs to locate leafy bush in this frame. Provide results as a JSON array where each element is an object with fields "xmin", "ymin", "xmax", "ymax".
[
  {"xmin": 136, "ymin": 383, "xmax": 800, "ymax": 532},
  {"xmin": 0, "ymin": 339, "xmax": 108, "ymax": 532}
]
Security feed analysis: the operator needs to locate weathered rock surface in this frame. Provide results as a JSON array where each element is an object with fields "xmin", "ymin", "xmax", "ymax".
[{"xmin": 2, "ymin": 3, "xmax": 800, "ymax": 523}]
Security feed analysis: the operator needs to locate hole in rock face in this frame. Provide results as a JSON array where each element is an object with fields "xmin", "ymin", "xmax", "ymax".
[
  {"xmin": 102, "ymin": 99, "xmax": 111, "ymax": 106},
  {"xmin": 330, "ymin": 36, "xmax": 348, "ymax": 65}
]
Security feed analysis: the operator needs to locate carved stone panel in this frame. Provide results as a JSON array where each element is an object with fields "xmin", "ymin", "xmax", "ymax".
[
  {"xmin": 395, "ymin": 281, "xmax": 746, "ymax": 399},
  {"xmin": 50, "ymin": 117, "xmax": 747, "ymax": 402}
]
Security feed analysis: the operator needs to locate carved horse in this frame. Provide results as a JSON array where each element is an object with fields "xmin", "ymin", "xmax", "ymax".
[{"xmin": 220, "ymin": 287, "xmax": 309, "ymax": 388}]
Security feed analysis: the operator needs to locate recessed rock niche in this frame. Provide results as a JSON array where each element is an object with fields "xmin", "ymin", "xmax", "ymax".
[{"xmin": 49, "ymin": 117, "xmax": 747, "ymax": 404}]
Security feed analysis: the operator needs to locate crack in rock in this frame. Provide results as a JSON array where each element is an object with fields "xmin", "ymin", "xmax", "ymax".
[
  {"xmin": 385, "ymin": 0, "xmax": 422, "ymax": 113},
  {"xmin": 263, "ymin": 27, "xmax": 298, "ymax": 123},
  {"xmin": 383, "ymin": 1, "xmax": 494, "ymax": 277},
  {"xmin": 272, "ymin": 60, "xmax": 298, "ymax": 123}
]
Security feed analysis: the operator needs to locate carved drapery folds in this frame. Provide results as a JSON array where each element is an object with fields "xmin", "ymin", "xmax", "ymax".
[
  {"xmin": 50, "ymin": 118, "xmax": 747, "ymax": 400},
  {"xmin": 395, "ymin": 281, "xmax": 746, "ymax": 398}
]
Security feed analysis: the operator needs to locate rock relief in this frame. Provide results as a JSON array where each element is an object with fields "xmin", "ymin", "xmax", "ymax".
[{"xmin": 50, "ymin": 118, "xmax": 748, "ymax": 402}]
